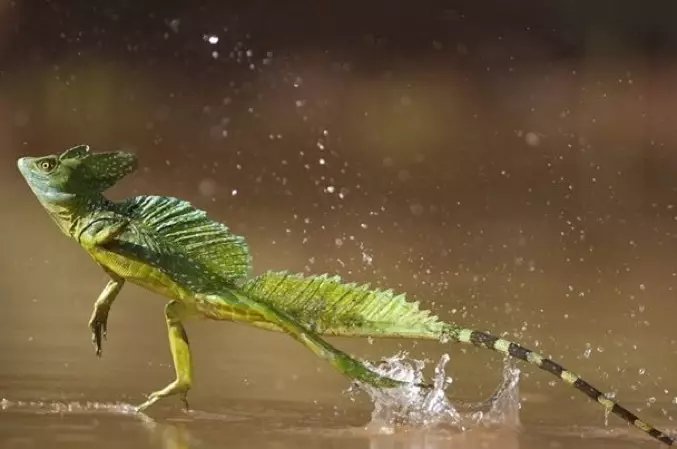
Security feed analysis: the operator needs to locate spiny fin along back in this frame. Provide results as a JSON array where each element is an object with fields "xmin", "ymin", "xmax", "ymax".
[
  {"xmin": 241, "ymin": 271, "xmax": 444, "ymax": 335},
  {"xmin": 120, "ymin": 195, "xmax": 251, "ymax": 283}
]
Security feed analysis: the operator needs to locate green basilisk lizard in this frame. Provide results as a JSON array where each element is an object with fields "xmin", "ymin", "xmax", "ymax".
[{"xmin": 16, "ymin": 145, "xmax": 674, "ymax": 445}]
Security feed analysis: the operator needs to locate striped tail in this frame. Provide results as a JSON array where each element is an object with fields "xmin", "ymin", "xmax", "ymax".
[{"xmin": 446, "ymin": 326, "xmax": 674, "ymax": 446}]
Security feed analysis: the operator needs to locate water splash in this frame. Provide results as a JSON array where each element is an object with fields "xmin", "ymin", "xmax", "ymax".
[{"xmin": 350, "ymin": 352, "xmax": 521, "ymax": 434}]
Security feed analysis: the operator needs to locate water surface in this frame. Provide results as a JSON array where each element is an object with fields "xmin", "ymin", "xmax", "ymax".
[{"xmin": 1, "ymin": 347, "xmax": 673, "ymax": 449}]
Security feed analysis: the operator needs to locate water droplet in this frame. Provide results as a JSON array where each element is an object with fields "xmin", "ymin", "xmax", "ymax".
[
  {"xmin": 525, "ymin": 132, "xmax": 541, "ymax": 146},
  {"xmin": 410, "ymin": 203, "xmax": 424, "ymax": 216},
  {"xmin": 398, "ymin": 170, "xmax": 411, "ymax": 182},
  {"xmin": 198, "ymin": 178, "xmax": 217, "ymax": 197},
  {"xmin": 168, "ymin": 19, "xmax": 181, "ymax": 33}
]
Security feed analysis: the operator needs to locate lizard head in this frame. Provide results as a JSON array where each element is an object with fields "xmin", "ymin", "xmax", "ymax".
[{"xmin": 17, "ymin": 144, "xmax": 138, "ymax": 203}]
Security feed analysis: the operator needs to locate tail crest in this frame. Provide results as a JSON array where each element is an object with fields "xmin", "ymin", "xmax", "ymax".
[{"xmin": 240, "ymin": 270, "xmax": 673, "ymax": 445}]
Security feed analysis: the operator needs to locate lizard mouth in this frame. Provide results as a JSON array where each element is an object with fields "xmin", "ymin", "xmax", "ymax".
[{"xmin": 17, "ymin": 155, "xmax": 77, "ymax": 204}]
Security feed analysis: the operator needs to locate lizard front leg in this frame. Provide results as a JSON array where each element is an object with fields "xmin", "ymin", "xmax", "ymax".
[
  {"xmin": 76, "ymin": 215, "xmax": 129, "ymax": 356},
  {"xmin": 136, "ymin": 300, "xmax": 194, "ymax": 412},
  {"xmin": 88, "ymin": 272, "xmax": 125, "ymax": 357},
  {"xmin": 77, "ymin": 215, "xmax": 129, "ymax": 248}
]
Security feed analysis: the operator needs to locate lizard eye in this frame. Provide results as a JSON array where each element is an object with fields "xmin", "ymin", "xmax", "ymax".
[{"xmin": 37, "ymin": 158, "xmax": 57, "ymax": 172}]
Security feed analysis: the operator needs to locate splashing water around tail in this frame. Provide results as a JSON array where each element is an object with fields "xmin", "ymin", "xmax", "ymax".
[{"xmin": 349, "ymin": 352, "xmax": 521, "ymax": 434}]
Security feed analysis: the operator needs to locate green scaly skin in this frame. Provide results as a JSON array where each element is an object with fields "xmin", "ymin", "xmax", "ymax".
[{"xmin": 17, "ymin": 145, "xmax": 673, "ymax": 446}]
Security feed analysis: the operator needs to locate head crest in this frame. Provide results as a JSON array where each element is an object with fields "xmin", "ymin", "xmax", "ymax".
[
  {"xmin": 59, "ymin": 144, "xmax": 91, "ymax": 160},
  {"xmin": 58, "ymin": 145, "xmax": 138, "ymax": 192},
  {"xmin": 17, "ymin": 144, "xmax": 138, "ymax": 200}
]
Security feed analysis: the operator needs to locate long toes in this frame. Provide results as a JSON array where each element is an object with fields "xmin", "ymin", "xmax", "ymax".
[
  {"xmin": 181, "ymin": 396, "xmax": 190, "ymax": 411},
  {"xmin": 135, "ymin": 402, "xmax": 150, "ymax": 413},
  {"xmin": 136, "ymin": 381, "xmax": 191, "ymax": 413},
  {"xmin": 92, "ymin": 336, "xmax": 102, "ymax": 356},
  {"xmin": 136, "ymin": 396, "xmax": 157, "ymax": 412}
]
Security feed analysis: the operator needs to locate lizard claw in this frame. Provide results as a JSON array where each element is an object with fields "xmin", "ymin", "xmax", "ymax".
[
  {"xmin": 88, "ymin": 309, "xmax": 109, "ymax": 357},
  {"xmin": 180, "ymin": 392, "xmax": 190, "ymax": 411}
]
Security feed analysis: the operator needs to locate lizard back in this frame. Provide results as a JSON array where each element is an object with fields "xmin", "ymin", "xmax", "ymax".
[
  {"xmin": 89, "ymin": 195, "xmax": 252, "ymax": 297},
  {"xmin": 118, "ymin": 195, "xmax": 251, "ymax": 283}
]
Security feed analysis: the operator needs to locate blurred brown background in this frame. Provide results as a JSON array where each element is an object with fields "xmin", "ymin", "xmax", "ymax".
[{"xmin": 1, "ymin": 0, "xmax": 677, "ymax": 425}]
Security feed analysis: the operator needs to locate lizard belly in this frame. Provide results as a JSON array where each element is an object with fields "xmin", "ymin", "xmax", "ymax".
[{"xmin": 88, "ymin": 247, "xmax": 191, "ymax": 301}]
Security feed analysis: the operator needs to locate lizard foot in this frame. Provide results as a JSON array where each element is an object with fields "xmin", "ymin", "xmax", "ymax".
[
  {"xmin": 337, "ymin": 354, "xmax": 406, "ymax": 389},
  {"xmin": 135, "ymin": 380, "xmax": 191, "ymax": 412},
  {"xmin": 88, "ymin": 308, "xmax": 109, "ymax": 357}
]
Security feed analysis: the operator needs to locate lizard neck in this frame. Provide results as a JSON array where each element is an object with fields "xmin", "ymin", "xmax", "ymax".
[{"xmin": 37, "ymin": 192, "xmax": 113, "ymax": 238}]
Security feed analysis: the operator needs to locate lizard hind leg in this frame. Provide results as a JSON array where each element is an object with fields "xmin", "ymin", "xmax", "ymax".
[
  {"xmin": 294, "ymin": 326, "xmax": 404, "ymax": 389},
  {"xmin": 136, "ymin": 300, "xmax": 195, "ymax": 412},
  {"xmin": 220, "ymin": 292, "xmax": 407, "ymax": 390}
]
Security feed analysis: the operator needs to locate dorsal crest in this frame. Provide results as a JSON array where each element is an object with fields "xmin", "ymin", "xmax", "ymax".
[
  {"xmin": 241, "ymin": 271, "xmax": 442, "ymax": 334},
  {"xmin": 120, "ymin": 195, "xmax": 251, "ymax": 284}
]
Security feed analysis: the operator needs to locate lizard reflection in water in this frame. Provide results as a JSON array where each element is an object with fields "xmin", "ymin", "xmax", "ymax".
[{"xmin": 16, "ymin": 145, "xmax": 675, "ymax": 445}]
